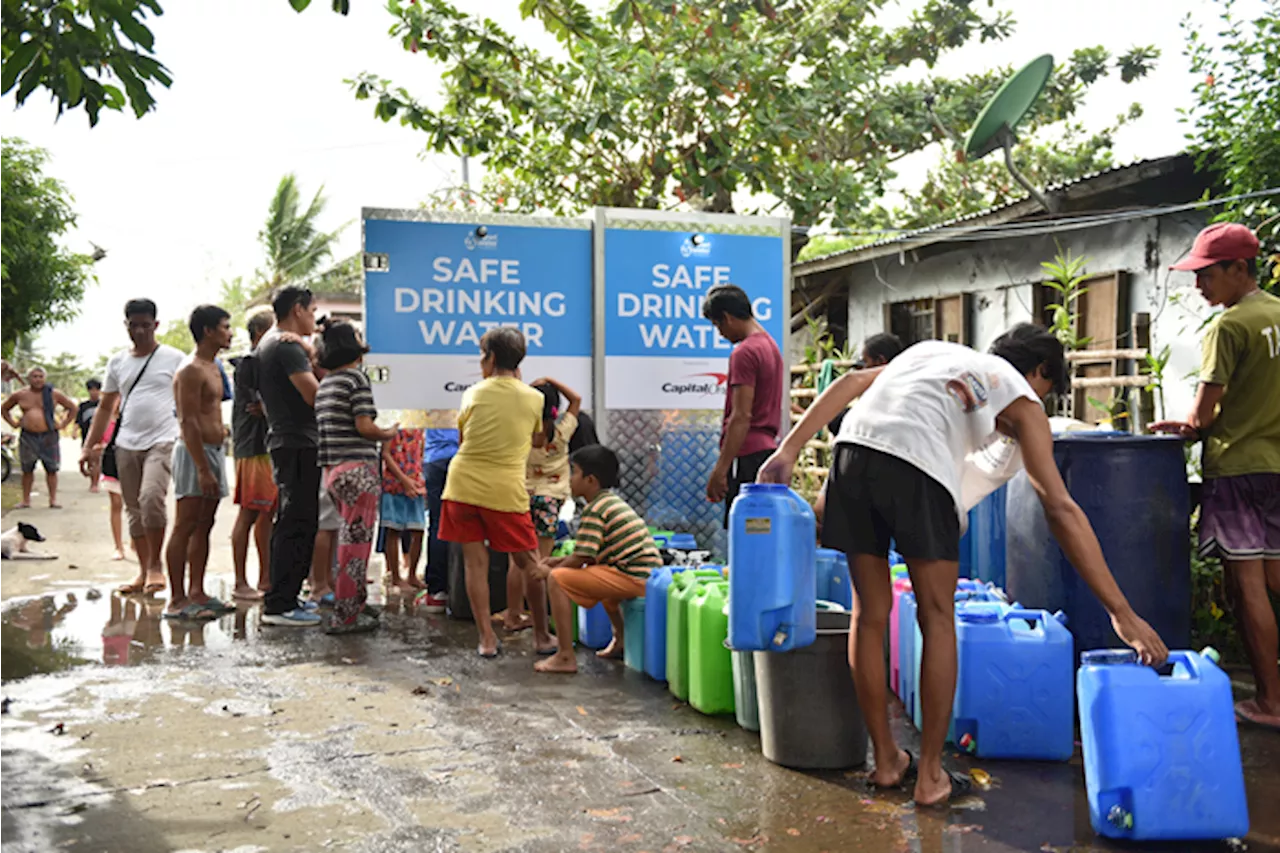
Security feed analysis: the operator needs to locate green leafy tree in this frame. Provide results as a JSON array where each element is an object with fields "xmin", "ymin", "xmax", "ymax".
[
  {"xmin": 1182, "ymin": 0, "xmax": 1280, "ymax": 290},
  {"xmin": 3, "ymin": 1, "xmax": 349, "ymax": 127},
  {"xmin": 155, "ymin": 318, "xmax": 192, "ymax": 354},
  {"xmin": 1, "ymin": 138, "xmax": 95, "ymax": 357},
  {"xmin": 351, "ymin": 0, "xmax": 1157, "ymax": 237},
  {"xmin": 38, "ymin": 350, "xmax": 94, "ymax": 394},
  {"xmin": 257, "ymin": 174, "xmax": 345, "ymax": 296}
]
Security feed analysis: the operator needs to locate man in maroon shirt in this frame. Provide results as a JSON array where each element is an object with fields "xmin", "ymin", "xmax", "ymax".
[{"xmin": 703, "ymin": 284, "xmax": 785, "ymax": 527}]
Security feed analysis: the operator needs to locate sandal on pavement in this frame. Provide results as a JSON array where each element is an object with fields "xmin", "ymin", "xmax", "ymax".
[
  {"xmin": 912, "ymin": 770, "xmax": 974, "ymax": 808},
  {"xmin": 1236, "ymin": 700, "xmax": 1280, "ymax": 732},
  {"xmin": 163, "ymin": 602, "xmax": 217, "ymax": 621},
  {"xmin": 866, "ymin": 750, "xmax": 917, "ymax": 791},
  {"xmin": 478, "ymin": 641, "xmax": 502, "ymax": 659}
]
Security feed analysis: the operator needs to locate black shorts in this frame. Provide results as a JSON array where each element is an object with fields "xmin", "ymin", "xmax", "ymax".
[
  {"xmin": 724, "ymin": 449, "xmax": 774, "ymax": 529},
  {"xmin": 821, "ymin": 443, "xmax": 960, "ymax": 562}
]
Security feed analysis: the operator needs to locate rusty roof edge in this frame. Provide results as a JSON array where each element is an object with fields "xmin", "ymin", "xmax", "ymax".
[{"xmin": 793, "ymin": 154, "xmax": 1190, "ymax": 278}]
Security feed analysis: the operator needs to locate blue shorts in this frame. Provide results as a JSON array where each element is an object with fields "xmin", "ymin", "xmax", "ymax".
[{"xmin": 379, "ymin": 492, "xmax": 426, "ymax": 531}]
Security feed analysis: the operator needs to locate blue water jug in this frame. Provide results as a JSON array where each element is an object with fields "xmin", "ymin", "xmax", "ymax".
[
  {"xmin": 621, "ymin": 597, "xmax": 645, "ymax": 672},
  {"xmin": 644, "ymin": 566, "xmax": 688, "ymax": 681},
  {"xmin": 952, "ymin": 607, "xmax": 1072, "ymax": 760},
  {"xmin": 959, "ymin": 484, "xmax": 1008, "ymax": 586},
  {"xmin": 728, "ymin": 484, "xmax": 816, "ymax": 652},
  {"xmin": 908, "ymin": 586, "xmax": 1006, "ymax": 729},
  {"xmin": 898, "ymin": 592, "xmax": 917, "ymax": 708},
  {"xmin": 815, "ymin": 548, "xmax": 854, "ymax": 610},
  {"xmin": 1077, "ymin": 649, "xmax": 1248, "ymax": 841},
  {"xmin": 578, "ymin": 602, "xmax": 612, "ymax": 650},
  {"xmin": 668, "ymin": 533, "xmax": 698, "ymax": 551}
]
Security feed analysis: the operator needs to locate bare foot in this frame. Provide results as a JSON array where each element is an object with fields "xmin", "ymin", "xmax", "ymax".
[
  {"xmin": 111, "ymin": 549, "xmax": 125, "ymax": 561},
  {"xmin": 477, "ymin": 630, "xmax": 500, "ymax": 658},
  {"xmin": 13, "ymin": 502, "xmax": 30, "ymax": 509},
  {"xmin": 1236, "ymin": 699, "xmax": 1280, "ymax": 731},
  {"xmin": 913, "ymin": 766, "xmax": 969, "ymax": 807},
  {"xmin": 405, "ymin": 576, "xmax": 426, "ymax": 590},
  {"xmin": 501, "ymin": 612, "xmax": 533, "ymax": 633},
  {"xmin": 534, "ymin": 651, "xmax": 578, "ymax": 674},
  {"xmin": 89, "ymin": 485, "xmax": 100, "ymax": 494},
  {"xmin": 596, "ymin": 638, "xmax": 624, "ymax": 660},
  {"xmin": 233, "ymin": 585, "xmax": 264, "ymax": 601},
  {"xmin": 48, "ymin": 503, "xmax": 61, "ymax": 509},
  {"xmin": 869, "ymin": 748, "xmax": 912, "ymax": 788},
  {"xmin": 393, "ymin": 582, "xmax": 418, "ymax": 597}
]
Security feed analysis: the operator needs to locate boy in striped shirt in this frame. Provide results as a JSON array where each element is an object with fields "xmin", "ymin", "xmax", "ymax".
[{"xmin": 533, "ymin": 445, "xmax": 661, "ymax": 674}]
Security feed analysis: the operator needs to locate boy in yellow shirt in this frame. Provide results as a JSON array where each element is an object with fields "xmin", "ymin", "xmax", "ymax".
[{"xmin": 439, "ymin": 328, "xmax": 553, "ymax": 658}]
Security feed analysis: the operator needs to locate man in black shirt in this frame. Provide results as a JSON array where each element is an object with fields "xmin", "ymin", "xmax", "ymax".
[
  {"xmin": 77, "ymin": 379, "xmax": 103, "ymax": 492},
  {"xmin": 229, "ymin": 311, "xmax": 276, "ymax": 601},
  {"xmin": 256, "ymin": 285, "xmax": 322, "ymax": 626}
]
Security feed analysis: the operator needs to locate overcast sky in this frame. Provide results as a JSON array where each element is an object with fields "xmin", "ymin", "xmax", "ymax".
[{"xmin": 8, "ymin": 0, "xmax": 1240, "ymax": 367}]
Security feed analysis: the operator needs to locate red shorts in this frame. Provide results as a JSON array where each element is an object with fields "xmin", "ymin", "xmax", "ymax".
[
  {"xmin": 234, "ymin": 455, "xmax": 278, "ymax": 513},
  {"xmin": 439, "ymin": 500, "xmax": 538, "ymax": 553}
]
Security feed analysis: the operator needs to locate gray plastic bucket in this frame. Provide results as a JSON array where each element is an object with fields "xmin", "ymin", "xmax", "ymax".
[
  {"xmin": 729, "ymin": 644, "xmax": 759, "ymax": 732},
  {"xmin": 754, "ymin": 608, "xmax": 867, "ymax": 769}
]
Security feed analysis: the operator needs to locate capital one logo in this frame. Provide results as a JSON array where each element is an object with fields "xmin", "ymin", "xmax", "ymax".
[
  {"xmin": 661, "ymin": 372, "xmax": 728, "ymax": 396},
  {"xmin": 464, "ymin": 231, "xmax": 499, "ymax": 251}
]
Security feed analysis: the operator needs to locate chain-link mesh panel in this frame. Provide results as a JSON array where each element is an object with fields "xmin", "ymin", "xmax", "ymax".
[{"xmin": 605, "ymin": 409, "xmax": 727, "ymax": 559}]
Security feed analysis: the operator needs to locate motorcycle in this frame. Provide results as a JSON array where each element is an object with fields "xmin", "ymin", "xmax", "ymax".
[{"xmin": 1, "ymin": 432, "xmax": 13, "ymax": 483}]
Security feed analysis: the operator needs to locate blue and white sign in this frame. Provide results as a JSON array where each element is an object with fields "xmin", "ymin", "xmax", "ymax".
[
  {"xmin": 363, "ymin": 214, "xmax": 593, "ymax": 409},
  {"xmin": 603, "ymin": 227, "xmax": 785, "ymax": 409}
]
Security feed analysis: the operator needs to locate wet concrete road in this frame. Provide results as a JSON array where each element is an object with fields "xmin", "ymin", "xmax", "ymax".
[{"xmin": 2, "ymin": 584, "xmax": 1278, "ymax": 853}]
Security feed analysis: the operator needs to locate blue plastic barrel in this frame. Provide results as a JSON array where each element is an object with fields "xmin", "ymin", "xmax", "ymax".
[
  {"xmin": 578, "ymin": 602, "xmax": 613, "ymax": 649},
  {"xmin": 1077, "ymin": 649, "xmax": 1248, "ymax": 840},
  {"xmin": 644, "ymin": 566, "xmax": 688, "ymax": 681},
  {"xmin": 1006, "ymin": 434, "xmax": 1190, "ymax": 661},
  {"xmin": 952, "ymin": 606, "xmax": 1073, "ymax": 760},
  {"xmin": 727, "ymin": 484, "xmax": 816, "ymax": 652},
  {"xmin": 959, "ymin": 485, "xmax": 1007, "ymax": 587},
  {"xmin": 668, "ymin": 533, "xmax": 698, "ymax": 551}
]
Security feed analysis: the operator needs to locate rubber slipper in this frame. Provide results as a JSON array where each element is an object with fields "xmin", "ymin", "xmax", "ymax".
[
  {"xmin": 142, "ymin": 582, "xmax": 165, "ymax": 594},
  {"xmin": 866, "ymin": 750, "xmax": 917, "ymax": 791},
  {"xmin": 202, "ymin": 597, "xmax": 236, "ymax": 614},
  {"xmin": 163, "ymin": 603, "xmax": 217, "ymax": 621},
  {"xmin": 536, "ymin": 644, "xmax": 559, "ymax": 656},
  {"xmin": 912, "ymin": 770, "xmax": 974, "ymax": 808},
  {"xmin": 478, "ymin": 642, "xmax": 502, "ymax": 659},
  {"xmin": 1236, "ymin": 700, "xmax": 1280, "ymax": 732},
  {"xmin": 116, "ymin": 582, "xmax": 146, "ymax": 595}
]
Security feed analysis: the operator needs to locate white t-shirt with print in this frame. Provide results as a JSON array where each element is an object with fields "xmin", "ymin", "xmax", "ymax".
[
  {"xmin": 103, "ymin": 345, "xmax": 184, "ymax": 451},
  {"xmin": 834, "ymin": 340, "xmax": 1042, "ymax": 525}
]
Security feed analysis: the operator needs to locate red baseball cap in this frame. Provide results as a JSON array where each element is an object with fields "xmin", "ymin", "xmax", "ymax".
[{"xmin": 1170, "ymin": 222, "xmax": 1260, "ymax": 271}]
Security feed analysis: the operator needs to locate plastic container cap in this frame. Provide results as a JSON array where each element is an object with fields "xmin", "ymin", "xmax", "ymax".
[{"xmin": 1080, "ymin": 649, "xmax": 1139, "ymax": 666}]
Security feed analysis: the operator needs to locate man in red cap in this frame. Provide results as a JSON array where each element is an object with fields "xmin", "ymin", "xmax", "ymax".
[{"xmin": 1153, "ymin": 222, "xmax": 1280, "ymax": 731}]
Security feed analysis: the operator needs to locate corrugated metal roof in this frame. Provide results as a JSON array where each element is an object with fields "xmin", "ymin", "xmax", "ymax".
[{"xmin": 794, "ymin": 154, "xmax": 1189, "ymax": 275}]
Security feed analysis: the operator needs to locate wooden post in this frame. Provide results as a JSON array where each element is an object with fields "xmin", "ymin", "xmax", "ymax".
[{"xmin": 1133, "ymin": 312, "xmax": 1154, "ymax": 433}]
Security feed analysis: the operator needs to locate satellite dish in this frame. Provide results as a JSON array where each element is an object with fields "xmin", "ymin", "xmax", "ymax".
[{"xmin": 927, "ymin": 54, "xmax": 1060, "ymax": 213}]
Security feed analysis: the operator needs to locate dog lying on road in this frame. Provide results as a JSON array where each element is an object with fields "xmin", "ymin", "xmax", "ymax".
[{"xmin": 1, "ymin": 522, "xmax": 57, "ymax": 560}]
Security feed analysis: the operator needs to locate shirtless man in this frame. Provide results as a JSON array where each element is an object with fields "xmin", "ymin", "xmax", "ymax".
[
  {"xmin": 2, "ymin": 367, "xmax": 76, "ymax": 509},
  {"xmin": 163, "ymin": 305, "xmax": 234, "ymax": 621}
]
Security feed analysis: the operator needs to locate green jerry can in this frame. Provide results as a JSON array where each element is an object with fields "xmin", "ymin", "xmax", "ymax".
[
  {"xmin": 689, "ymin": 581, "xmax": 735, "ymax": 715},
  {"xmin": 667, "ymin": 569, "xmax": 723, "ymax": 701}
]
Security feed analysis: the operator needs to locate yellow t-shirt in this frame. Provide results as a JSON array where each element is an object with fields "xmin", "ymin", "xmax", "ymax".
[
  {"xmin": 443, "ymin": 377, "xmax": 544, "ymax": 513},
  {"xmin": 527, "ymin": 411, "xmax": 578, "ymax": 501},
  {"xmin": 1199, "ymin": 290, "xmax": 1280, "ymax": 478}
]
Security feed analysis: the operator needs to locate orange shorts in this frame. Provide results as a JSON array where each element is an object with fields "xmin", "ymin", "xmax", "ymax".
[
  {"xmin": 234, "ymin": 454, "xmax": 278, "ymax": 513},
  {"xmin": 551, "ymin": 564, "xmax": 647, "ymax": 609},
  {"xmin": 439, "ymin": 499, "xmax": 538, "ymax": 553}
]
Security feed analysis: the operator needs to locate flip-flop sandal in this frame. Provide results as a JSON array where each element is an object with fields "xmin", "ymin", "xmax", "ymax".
[
  {"xmin": 1236, "ymin": 700, "xmax": 1280, "ymax": 732},
  {"xmin": 142, "ymin": 583, "xmax": 165, "ymax": 595},
  {"xmin": 116, "ymin": 582, "xmax": 146, "ymax": 595},
  {"xmin": 866, "ymin": 751, "xmax": 917, "ymax": 791},
  {"xmin": 478, "ymin": 642, "xmax": 503, "ymax": 659},
  {"xmin": 912, "ymin": 770, "xmax": 975, "ymax": 808},
  {"xmin": 163, "ymin": 603, "xmax": 217, "ymax": 621},
  {"xmin": 536, "ymin": 644, "xmax": 559, "ymax": 656},
  {"xmin": 202, "ymin": 597, "xmax": 236, "ymax": 614}
]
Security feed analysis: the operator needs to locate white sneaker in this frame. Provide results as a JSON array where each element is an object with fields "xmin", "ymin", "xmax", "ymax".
[{"xmin": 261, "ymin": 609, "xmax": 322, "ymax": 627}]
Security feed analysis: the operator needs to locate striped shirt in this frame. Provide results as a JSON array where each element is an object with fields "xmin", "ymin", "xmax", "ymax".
[
  {"xmin": 573, "ymin": 491, "xmax": 662, "ymax": 578},
  {"xmin": 316, "ymin": 368, "xmax": 379, "ymax": 467}
]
